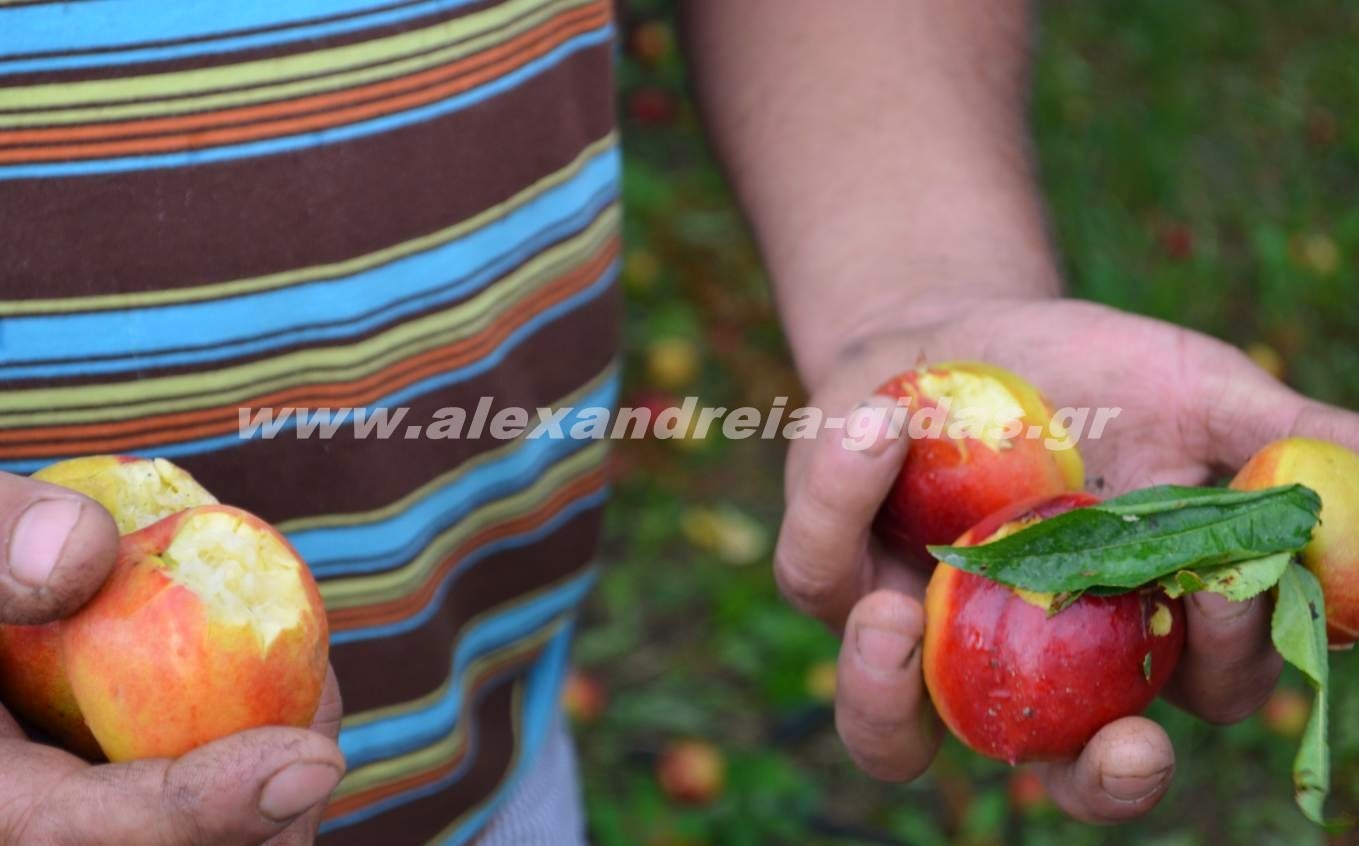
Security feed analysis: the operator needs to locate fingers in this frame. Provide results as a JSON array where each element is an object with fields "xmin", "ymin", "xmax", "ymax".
[
  {"xmin": 264, "ymin": 667, "xmax": 345, "ymax": 845},
  {"xmin": 1187, "ymin": 337, "xmax": 1359, "ymax": 469},
  {"xmin": 0, "ymin": 473, "xmax": 120, "ymax": 624},
  {"xmin": 9, "ymin": 727, "xmax": 345, "ymax": 846},
  {"xmin": 310, "ymin": 665, "xmax": 343, "ymax": 740},
  {"xmin": 1163, "ymin": 591, "xmax": 1282, "ymax": 723},
  {"xmin": 775, "ymin": 397, "xmax": 908, "ymax": 627},
  {"xmin": 1036, "ymin": 717, "xmax": 1174, "ymax": 824},
  {"xmin": 834, "ymin": 589, "xmax": 940, "ymax": 782}
]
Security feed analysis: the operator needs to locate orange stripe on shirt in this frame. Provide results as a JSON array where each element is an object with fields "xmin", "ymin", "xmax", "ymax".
[
  {"xmin": 327, "ymin": 466, "xmax": 607, "ymax": 630},
  {"xmin": 0, "ymin": 236, "xmax": 618, "ymax": 457},
  {"xmin": 0, "ymin": 4, "xmax": 608, "ymax": 163}
]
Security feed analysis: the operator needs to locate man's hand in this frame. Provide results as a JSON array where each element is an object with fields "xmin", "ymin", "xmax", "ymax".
[
  {"xmin": 776, "ymin": 297, "xmax": 1359, "ymax": 823},
  {"xmin": 0, "ymin": 472, "xmax": 344, "ymax": 845}
]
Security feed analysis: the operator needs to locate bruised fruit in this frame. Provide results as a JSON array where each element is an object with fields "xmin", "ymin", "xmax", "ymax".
[
  {"xmin": 61, "ymin": 505, "xmax": 328, "ymax": 761},
  {"xmin": 875, "ymin": 362, "xmax": 1084, "ymax": 565},
  {"xmin": 0, "ymin": 455, "xmax": 218, "ymax": 758},
  {"xmin": 656, "ymin": 739, "xmax": 726, "ymax": 805},
  {"xmin": 923, "ymin": 492, "xmax": 1185, "ymax": 764},
  {"xmin": 1231, "ymin": 437, "xmax": 1359, "ymax": 646}
]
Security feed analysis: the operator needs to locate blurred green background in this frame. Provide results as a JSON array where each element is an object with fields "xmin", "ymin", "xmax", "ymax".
[{"xmin": 571, "ymin": 2, "xmax": 1359, "ymax": 844}]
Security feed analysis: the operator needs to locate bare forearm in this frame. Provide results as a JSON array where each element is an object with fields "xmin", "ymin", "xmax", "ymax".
[{"xmin": 681, "ymin": 0, "xmax": 1060, "ymax": 386}]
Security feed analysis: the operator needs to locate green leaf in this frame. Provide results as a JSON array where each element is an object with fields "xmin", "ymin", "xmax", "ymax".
[
  {"xmin": 1156, "ymin": 552, "xmax": 1292, "ymax": 601},
  {"xmin": 926, "ymin": 484, "xmax": 1319, "ymax": 595},
  {"xmin": 1271, "ymin": 563, "xmax": 1330, "ymax": 824}
]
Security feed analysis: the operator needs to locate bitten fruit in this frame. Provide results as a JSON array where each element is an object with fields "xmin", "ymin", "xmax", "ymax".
[
  {"xmin": 874, "ymin": 361, "xmax": 1084, "ymax": 566},
  {"xmin": 61, "ymin": 505, "xmax": 329, "ymax": 762},
  {"xmin": 33, "ymin": 454, "xmax": 218, "ymax": 534},
  {"xmin": 923, "ymin": 492, "xmax": 1186, "ymax": 764},
  {"xmin": 1230, "ymin": 437, "xmax": 1359, "ymax": 646},
  {"xmin": 0, "ymin": 455, "xmax": 218, "ymax": 758}
]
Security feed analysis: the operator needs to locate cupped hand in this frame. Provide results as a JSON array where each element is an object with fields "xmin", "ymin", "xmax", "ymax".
[
  {"xmin": 775, "ymin": 297, "xmax": 1359, "ymax": 823},
  {"xmin": 0, "ymin": 472, "xmax": 345, "ymax": 845}
]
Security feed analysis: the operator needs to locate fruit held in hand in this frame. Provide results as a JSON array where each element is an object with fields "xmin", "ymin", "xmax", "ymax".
[
  {"xmin": 875, "ymin": 361, "xmax": 1084, "ymax": 565},
  {"xmin": 923, "ymin": 492, "xmax": 1185, "ymax": 764},
  {"xmin": 61, "ymin": 505, "xmax": 328, "ymax": 762},
  {"xmin": 1231, "ymin": 437, "xmax": 1359, "ymax": 646},
  {"xmin": 0, "ymin": 455, "xmax": 219, "ymax": 758},
  {"xmin": 33, "ymin": 454, "xmax": 217, "ymax": 534},
  {"xmin": 0, "ymin": 623, "xmax": 102, "ymax": 758},
  {"xmin": 656, "ymin": 739, "xmax": 726, "ymax": 805}
]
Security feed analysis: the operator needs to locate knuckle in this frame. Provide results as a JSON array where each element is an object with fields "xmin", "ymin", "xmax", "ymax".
[
  {"xmin": 836, "ymin": 712, "xmax": 923, "ymax": 783},
  {"xmin": 772, "ymin": 552, "xmax": 828, "ymax": 618}
]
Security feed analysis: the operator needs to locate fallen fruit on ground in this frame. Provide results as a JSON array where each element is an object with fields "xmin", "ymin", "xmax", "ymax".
[
  {"xmin": 1231, "ymin": 437, "xmax": 1359, "ymax": 646},
  {"xmin": 874, "ymin": 361, "xmax": 1084, "ymax": 566},
  {"xmin": 1261, "ymin": 687, "xmax": 1311, "ymax": 740},
  {"xmin": 923, "ymin": 492, "xmax": 1186, "ymax": 764},
  {"xmin": 0, "ymin": 455, "xmax": 219, "ymax": 759},
  {"xmin": 646, "ymin": 337, "xmax": 701, "ymax": 390},
  {"xmin": 561, "ymin": 670, "xmax": 608, "ymax": 724},
  {"xmin": 1007, "ymin": 769, "xmax": 1051, "ymax": 815},
  {"xmin": 656, "ymin": 739, "xmax": 726, "ymax": 805}
]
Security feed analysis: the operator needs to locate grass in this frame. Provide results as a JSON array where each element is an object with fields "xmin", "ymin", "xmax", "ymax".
[{"xmin": 575, "ymin": 2, "xmax": 1359, "ymax": 843}]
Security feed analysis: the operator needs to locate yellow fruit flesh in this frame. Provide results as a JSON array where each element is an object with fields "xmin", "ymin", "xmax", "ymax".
[
  {"xmin": 160, "ymin": 511, "xmax": 308, "ymax": 652},
  {"xmin": 36, "ymin": 457, "xmax": 216, "ymax": 533},
  {"xmin": 916, "ymin": 362, "xmax": 1085, "ymax": 488}
]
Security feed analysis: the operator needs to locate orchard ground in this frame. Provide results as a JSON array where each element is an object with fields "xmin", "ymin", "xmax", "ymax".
[{"xmin": 578, "ymin": 2, "xmax": 1359, "ymax": 845}]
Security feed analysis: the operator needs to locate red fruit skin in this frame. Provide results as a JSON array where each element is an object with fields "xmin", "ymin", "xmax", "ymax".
[
  {"xmin": 561, "ymin": 671, "xmax": 607, "ymax": 724},
  {"xmin": 0, "ymin": 622, "xmax": 103, "ymax": 759},
  {"xmin": 873, "ymin": 362, "xmax": 1084, "ymax": 567},
  {"xmin": 923, "ymin": 493, "xmax": 1186, "ymax": 764},
  {"xmin": 656, "ymin": 740, "xmax": 725, "ymax": 806}
]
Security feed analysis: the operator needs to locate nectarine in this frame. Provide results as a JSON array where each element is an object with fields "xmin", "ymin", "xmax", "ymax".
[
  {"xmin": 61, "ymin": 505, "xmax": 329, "ymax": 762},
  {"xmin": 1230, "ymin": 437, "xmax": 1359, "ymax": 646},
  {"xmin": 923, "ymin": 493, "xmax": 1185, "ymax": 764},
  {"xmin": 874, "ymin": 362, "xmax": 1084, "ymax": 566},
  {"xmin": 656, "ymin": 739, "xmax": 726, "ymax": 806},
  {"xmin": 0, "ymin": 455, "xmax": 217, "ymax": 759}
]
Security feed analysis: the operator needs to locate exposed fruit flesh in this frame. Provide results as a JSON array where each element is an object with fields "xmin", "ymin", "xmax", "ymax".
[
  {"xmin": 159, "ymin": 510, "xmax": 310, "ymax": 653},
  {"xmin": 34, "ymin": 456, "xmax": 216, "ymax": 533}
]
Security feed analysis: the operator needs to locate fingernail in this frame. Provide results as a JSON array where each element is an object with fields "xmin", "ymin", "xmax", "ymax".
[
  {"xmin": 856, "ymin": 624, "xmax": 915, "ymax": 670},
  {"xmin": 9, "ymin": 499, "xmax": 82, "ymax": 587},
  {"xmin": 1100, "ymin": 766, "xmax": 1171, "ymax": 802},
  {"xmin": 1191, "ymin": 592, "xmax": 1255, "ymax": 623},
  {"xmin": 259, "ymin": 762, "xmax": 342, "ymax": 822},
  {"xmin": 843, "ymin": 396, "xmax": 908, "ymax": 457}
]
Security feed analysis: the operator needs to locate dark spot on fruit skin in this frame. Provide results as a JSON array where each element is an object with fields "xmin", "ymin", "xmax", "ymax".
[
  {"xmin": 1092, "ymin": 477, "xmax": 1107, "ymax": 491},
  {"xmin": 1022, "ymin": 707, "xmax": 1034, "ymax": 719},
  {"xmin": 1309, "ymin": 602, "xmax": 1319, "ymax": 621}
]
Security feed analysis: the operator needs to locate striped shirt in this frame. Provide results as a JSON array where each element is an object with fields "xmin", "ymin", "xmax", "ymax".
[{"xmin": 0, "ymin": 2, "xmax": 619, "ymax": 843}]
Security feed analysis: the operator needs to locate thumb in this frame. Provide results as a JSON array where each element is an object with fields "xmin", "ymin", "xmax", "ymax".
[
  {"xmin": 18, "ymin": 727, "xmax": 344, "ymax": 846},
  {"xmin": 0, "ymin": 472, "xmax": 119, "ymax": 624},
  {"xmin": 775, "ymin": 395, "xmax": 909, "ymax": 626},
  {"xmin": 1189, "ymin": 339, "xmax": 1359, "ymax": 470}
]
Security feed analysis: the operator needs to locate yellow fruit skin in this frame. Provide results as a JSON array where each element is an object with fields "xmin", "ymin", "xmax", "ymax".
[{"xmin": 1231, "ymin": 437, "xmax": 1359, "ymax": 646}]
